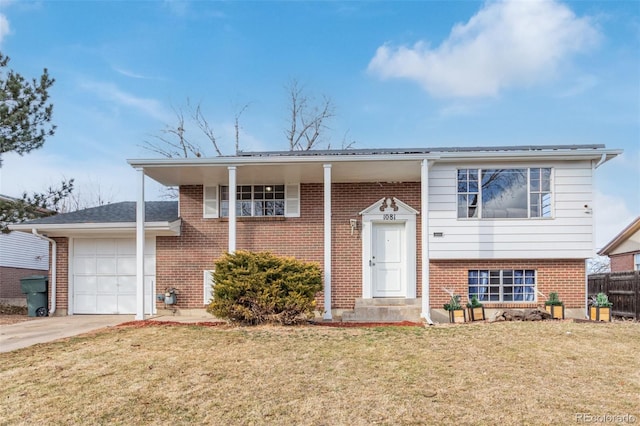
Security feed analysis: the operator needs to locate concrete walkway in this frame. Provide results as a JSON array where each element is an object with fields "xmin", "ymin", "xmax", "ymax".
[{"xmin": 0, "ymin": 314, "xmax": 222, "ymax": 353}]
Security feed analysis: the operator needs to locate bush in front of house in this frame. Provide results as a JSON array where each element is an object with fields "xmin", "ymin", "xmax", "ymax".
[{"xmin": 206, "ymin": 250, "xmax": 323, "ymax": 325}]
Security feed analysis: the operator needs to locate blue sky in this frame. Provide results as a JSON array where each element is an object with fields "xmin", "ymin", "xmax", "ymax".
[{"xmin": 0, "ymin": 0, "xmax": 638, "ymax": 247}]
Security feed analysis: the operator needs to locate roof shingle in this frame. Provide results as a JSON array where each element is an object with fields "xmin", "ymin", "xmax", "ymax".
[{"xmin": 24, "ymin": 201, "xmax": 179, "ymax": 225}]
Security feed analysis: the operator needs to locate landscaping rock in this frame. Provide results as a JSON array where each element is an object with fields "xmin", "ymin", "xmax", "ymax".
[
  {"xmin": 489, "ymin": 308, "xmax": 554, "ymax": 322},
  {"xmin": 524, "ymin": 309, "xmax": 552, "ymax": 321},
  {"xmin": 488, "ymin": 310, "xmax": 505, "ymax": 322},
  {"xmin": 504, "ymin": 309, "xmax": 525, "ymax": 321}
]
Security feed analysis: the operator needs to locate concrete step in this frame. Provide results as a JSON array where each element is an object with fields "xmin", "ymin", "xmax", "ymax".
[
  {"xmin": 342, "ymin": 298, "xmax": 422, "ymax": 322},
  {"xmin": 354, "ymin": 297, "xmax": 421, "ymax": 307}
]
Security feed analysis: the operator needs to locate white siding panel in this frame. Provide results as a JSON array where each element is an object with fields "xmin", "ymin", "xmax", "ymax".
[
  {"xmin": 0, "ymin": 232, "xmax": 49, "ymax": 270},
  {"xmin": 427, "ymin": 160, "xmax": 594, "ymax": 259},
  {"xmin": 555, "ymin": 184, "xmax": 591, "ymax": 194}
]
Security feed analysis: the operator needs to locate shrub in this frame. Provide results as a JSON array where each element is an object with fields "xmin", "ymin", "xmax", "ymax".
[
  {"xmin": 544, "ymin": 291, "xmax": 563, "ymax": 306},
  {"xmin": 206, "ymin": 250, "xmax": 323, "ymax": 325},
  {"xmin": 466, "ymin": 295, "xmax": 483, "ymax": 308},
  {"xmin": 443, "ymin": 294, "xmax": 463, "ymax": 311}
]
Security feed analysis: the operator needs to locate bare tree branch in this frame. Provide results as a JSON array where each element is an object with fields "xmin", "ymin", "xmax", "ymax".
[
  {"xmin": 141, "ymin": 105, "xmax": 202, "ymax": 159},
  {"xmin": 285, "ymin": 79, "xmax": 335, "ymax": 151},
  {"xmin": 189, "ymin": 99, "xmax": 221, "ymax": 156},
  {"xmin": 234, "ymin": 103, "xmax": 250, "ymax": 154},
  {"xmin": 588, "ymin": 256, "xmax": 611, "ymax": 274}
]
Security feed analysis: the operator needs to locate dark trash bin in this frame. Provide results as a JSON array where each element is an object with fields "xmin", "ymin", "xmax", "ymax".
[{"xmin": 20, "ymin": 275, "xmax": 49, "ymax": 317}]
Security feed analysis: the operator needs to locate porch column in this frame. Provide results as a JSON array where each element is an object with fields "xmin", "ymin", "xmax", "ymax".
[
  {"xmin": 228, "ymin": 166, "xmax": 237, "ymax": 253},
  {"xmin": 135, "ymin": 168, "xmax": 146, "ymax": 321},
  {"xmin": 323, "ymin": 164, "xmax": 332, "ymax": 320},
  {"xmin": 420, "ymin": 159, "xmax": 433, "ymax": 324}
]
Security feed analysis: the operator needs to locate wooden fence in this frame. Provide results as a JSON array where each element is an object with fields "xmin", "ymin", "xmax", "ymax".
[{"xmin": 588, "ymin": 271, "xmax": 640, "ymax": 320}]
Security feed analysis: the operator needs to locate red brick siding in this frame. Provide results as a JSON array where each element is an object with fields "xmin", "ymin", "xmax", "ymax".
[
  {"xmin": 159, "ymin": 184, "xmax": 588, "ymax": 312},
  {"xmin": 50, "ymin": 237, "xmax": 69, "ymax": 314},
  {"xmin": 158, "ymin": 183, "xmax": 422, "ymax": 311},
  {"xmin": 0, "ymin": 266, "xmax": 49, "ymax": 299},
  {"xmin": 429, "ymin": 259, "xmax": 586, "ymax": 308},
  {"xmin": 609, "ymin": 252, "xmax": 638, "ymax": 272},
  {"xmin": 331, "ymin": 182, "xmax": 422, "ymax": 309}
]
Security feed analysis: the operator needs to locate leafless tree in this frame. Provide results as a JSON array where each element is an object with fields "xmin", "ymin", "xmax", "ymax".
[
  {"xmin": 142, "ymin": 99, "xmax": 252, "ymax": 159},
  {"xmin": 588, "ymin": 255, "xmax": 611, "ymax": 274},
  {"xmin": 189, "ymin": 100, "xmax": 222, "ymax": 156},
  {"xmin": 58, "ymin": 179, "xmax": 115, "ymax": 213},
  {"xmin": 233, "ymin": 103, "xmax": 250, "ymax": 154},
  {"xmin": 285, "ymin": 79, "xmax": 336, "ymax": 151},
  {"xmin": 330, "ymin": 130, "xmax": 356, "ymax": 150},
  {"xmin": 141, "ymin": 104, "xmax": 204, "ymax": 158}
]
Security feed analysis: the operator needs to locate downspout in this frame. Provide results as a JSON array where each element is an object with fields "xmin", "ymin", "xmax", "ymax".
[
  {"xmin": 421, "ymin": 159, "xmax": 434, "ymax": 325},
  {"xmin": 586, "ymin": 156, "xmax": 603, "ymax": 318},
  {"xmin": 594, "ymin": 153, "xmax": 608, "ymax": 169},
  {"xmin": 31, "ymin": 229, "xmax": 56, "ymax": 316}
]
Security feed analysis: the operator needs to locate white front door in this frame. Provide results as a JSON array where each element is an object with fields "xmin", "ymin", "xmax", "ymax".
[{"xmin": 372, "ymin": 222, "xmax": 406, "ymax": 297}]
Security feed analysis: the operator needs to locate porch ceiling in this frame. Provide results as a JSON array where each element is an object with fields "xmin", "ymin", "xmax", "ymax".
[{"xmin": 135, "ymin": 160, "xmax": 424, "ymax": 186}]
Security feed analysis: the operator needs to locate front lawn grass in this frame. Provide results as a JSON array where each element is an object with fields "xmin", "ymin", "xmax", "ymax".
[{"xmin": 1, "ymin": 321, "xmax": 638, "ymax": 425}]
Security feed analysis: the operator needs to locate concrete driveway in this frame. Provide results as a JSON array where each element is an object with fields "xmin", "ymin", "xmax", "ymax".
[{"xmin": 0, "ymin": 315, "xmax": 132, "ymax": 353}]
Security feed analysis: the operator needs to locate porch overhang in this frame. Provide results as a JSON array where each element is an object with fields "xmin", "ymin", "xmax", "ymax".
[
  {"xmin": 9, "ymin": 220, "xmax": 182, "ymax": 238},
  {"xmin": 127, "ymin": 144, "xmax": 621, "ymax": 187}
]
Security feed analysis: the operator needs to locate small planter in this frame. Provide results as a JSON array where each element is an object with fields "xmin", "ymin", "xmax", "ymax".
[
  {"xmin": 544, "ymin": 292, "xmax": 565, "ymax": 320},
  {"xmin": 589, "ymin": 293, "xmax": 613, "ymax": 322},
  {"xmin": 545, "ymin": 305, "xmax": 565, "ymax": 320},
  {"xmin": 467, "ymin": 306, "xmax": 486, "ymax": 321},
  {"xmin": 466, "ymin": 295, "xmax": 485, "ymax": 321},
  {"xmin": 589, "ymin": 306, "xmax": 611, "ymax": 322},
  {"xmin": 449, "ymin": 308, "xmax": 467, "ymax": 324},
  {"xmin": 444, "ymin": 294, "xmax": 466, "ymax": 324}
]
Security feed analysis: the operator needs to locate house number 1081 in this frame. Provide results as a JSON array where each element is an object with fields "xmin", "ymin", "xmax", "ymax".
[{"xmin": 383, "ymin": 214, "xmax": 396, "ymax": 221}]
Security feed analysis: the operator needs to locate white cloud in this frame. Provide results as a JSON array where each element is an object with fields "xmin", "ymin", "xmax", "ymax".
[
  {"xmin": 555, "ymin": 74, "xmax": 598, "ymax": 98},
  {"xmin": 0, "ymin": 151, "xmax": 167, "ymax": 202},
  {"xmin": 112, "ymin": 66, "xmax": 153, "ymax": 80},
  {"xmin": 79, "ymin": 80, "xmax": 173, "ymax": 123},
  {"xmin": 594, "ymin": 190, "xmax": 636, "ymax": 250},
  {"xmin": 368, "ymin": 0, "xmax": 600, "ymax": 98},
  {"xmin": 0, "ymin": 13, "xmax": 10, "ymax": 45}
]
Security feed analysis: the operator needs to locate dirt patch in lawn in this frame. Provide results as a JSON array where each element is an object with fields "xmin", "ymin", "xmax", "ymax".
[{"xmin": 1, "ymin": 321, "xmax": 638, "ymax": 425}]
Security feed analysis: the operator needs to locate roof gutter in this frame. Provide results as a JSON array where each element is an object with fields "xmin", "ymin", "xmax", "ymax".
[
  {"xmin": 10, "ymin": 220, "xmax": 181, "ymax": 236},
  {"xmin": 31, "ymin": 229, "xmax": 56, "ymax": 316},
  {"xmin": 594, "ymin": 153, "xmax": 608, "ymax": 169},
  {"xmin": 127, "ymin": 147, "xmax": 622, "ymax": 169}
]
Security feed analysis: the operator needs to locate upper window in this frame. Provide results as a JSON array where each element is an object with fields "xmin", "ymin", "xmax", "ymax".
[
  {"xmin": 221, "ymin": 185, "xmax": 285, "ymax": 217},
  {"xmin": 468, "ymin": 269, "xmax": 537, "ymax": 302},
  {"xmin": 457, "ymin": 168, "xmax": 552, "ymax": 219},
  {"xmin": 634, "ymin": 253, "xmax": 640, "ymax": 271},
  {"xmin": 203, "ymin": 184, "xmax": 299, "ymax": 219}
]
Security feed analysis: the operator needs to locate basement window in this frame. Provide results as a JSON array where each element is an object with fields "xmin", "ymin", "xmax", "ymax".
[{"xmin": 468, "ymin": 269, "xmax": 537, "ymax": 303}]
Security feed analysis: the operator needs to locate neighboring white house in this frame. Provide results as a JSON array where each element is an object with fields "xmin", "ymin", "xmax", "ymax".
[{"xmin": 0, "ymin": 195, "xmax": 50, "ymax": 306}]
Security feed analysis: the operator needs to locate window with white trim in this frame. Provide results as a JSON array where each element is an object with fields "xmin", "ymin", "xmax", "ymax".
[
  {"xmin": 468, "ymin": 269, "xmax": 537, "ymax": 302},
  {"xmin": 203, "ymin": 184, "xmax": 300, "ymax": 219},
  {"xmin": 457, "ymin": 168, "xmax": 552, "ymax": 219},
  {"xmin": 220, "ymin": 185, "xmax": 285, "ymax": 217},
  {"xmin": 634, "ymin": 253, "xmax": 640, "ymax": 271},
  {"xmin": 204, "ymin": 270, "xmax": 214, "ymax": 304}
]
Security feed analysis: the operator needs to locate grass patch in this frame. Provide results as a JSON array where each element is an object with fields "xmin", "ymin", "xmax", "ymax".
[{"xmin": 1, "ymin": 321, "xmax": 639, "ymax": 425}]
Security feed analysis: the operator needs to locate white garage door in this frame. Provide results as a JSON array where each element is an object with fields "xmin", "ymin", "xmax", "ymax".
[{"xmin": 72, "ymin": 238, "xmax": 155, "ymax": 314}]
